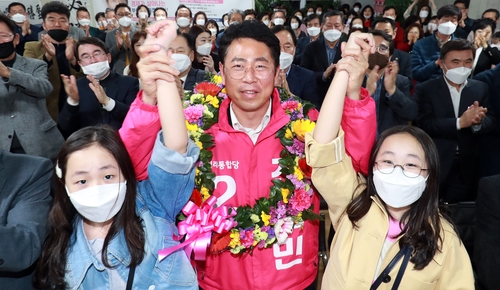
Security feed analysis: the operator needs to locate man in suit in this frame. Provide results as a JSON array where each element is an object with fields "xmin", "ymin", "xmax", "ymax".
[
  {"xmin": 454, "ymin": 0, "xmax": 475, "ymax": 40},
  {"xmin": 171, "ymin": 32, "xmax": 207, "ymax": 91},
  {"xmin": 76, "ymin": 7, "xmax": 106, "ymax": 41},
  {"xmin": 371, "ymin": 17, "xmax": 413, "ymax": 82},
  {"xmin": 294, "ymin": 14, "xmax": 321, "ymax": 65},
  {"xmin": 475, "ymin": 173, "xmax": 500, "ymax": 290},
  {"xmin": 175, "ymin": 4, "xmax": 193, "ymax": 34},
  {"xmin": 271, "ymin": 25, "xmax": 319, "ymax": 109},
  {"xmin": 59, "ymin": 37, "xmax": 139, "ymax": 136},
  {"xmin": 24, "ymin": 1, "xmax": 84, "ymax": 121},
  {"xmin": 0, "ymin": 150, "xmax": 52, "ymax": 289},
  {"xmin": 0, "ymin": 14, "xmax": 63, "ymax": 160},
  {"xmin": 215, "ymin": 9, "xmax": 243, "ymax": 50},
  {"xmin": 7, "ymin": 2, "xmax": 42, "ymax": 55},
  {"xmin": 105, "ymin": 3, "xmax": 136, "ymax": 75},
  {"xmin": 301, "ymin": 10, "xmax": 346, "ymax": 108},
  {"xmin": 364, "ymin": 30, "xmax": 417, "ymax": 135},
  {"xmin": 416, "ymin": 39, "xmax": 495, "ymax": 203}
]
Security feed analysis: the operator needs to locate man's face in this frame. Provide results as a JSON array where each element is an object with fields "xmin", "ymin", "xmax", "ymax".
[
  {"xmin": 176, "ymin": 8, "xmax": 191, "ymax": 19},
  {"xmin": 245, "ymin": 14, "xmax": 255, "ymax": 21},
  {"xmin": 42, "ymin": 12, "xmax": 70, "ymax": 32},
  {"xmin": 220, "ymin": 38, "xmax": 278, "ymax": 116},
  {"xmin": 78, "ymin": 43, "xmax": 111, "ymax": 66},
  {"xmin": 106, "ymin": 10, "xmax": 115, "ymax": 19},
  {"xmin": 374, "ymin": 35, "xmax": 391, "ymax": 59},
  {"xmin": 454, "ymin": 3, "xmax": 468, "ymax": 19},
  {"xmin": 383, "ymin": 8, "xmax": 397, "ymax": 19},
  {"xmin": 77, "ymin": 11, "xmax": 90, "ymax": 20},
  {"xmin": 275, "ymin": 30, "xmax": 296, "ymax": 57},
  {"xmin": 483, "ymin": 12, "xmax": 499, "ymax": 23},
  {"xmin": 115, "ymin": 7, "xmax": 132, "ymax": 20},
  {"xmin": 374, "ymin": 22, "xmax": 396, "ymax": 39},
  {"xmin": 0, "ymin": 21, "xmax": 18, "ymax": 49},
  {"xmin": 322, "ymin": 15, "xmax": 343, "ymax": 32},
  {"xmin": 106, "ymin": 0, "xmax": 126, "ymax": 9},
  {"xmin": 272, "ymin": 11, "xmax": 285, "ymax": 21},
  {"xmin": 229, "ymin": 13, "xmax": 243, "ymax": 24},
  {"xmin": 306, "ymin": 18, "xmax": 320, "ymax": 28},
  {"xmin": 154, "ymin": 9, "xmax": 166, "ymax": 19},
  {"xmin": 440, "ymin": 49, "xmax": 473, "ymax": 72},
  {"xmin": 439, "ymin": 15, "xmax": 459, "ymax": 25},
  {"xmin": 168, "ymin": 35, "xmax": 194, "ymax": 71},
  {"xmin": 8, "ymin": 4, "xmax": 26, "ymax": 16}
]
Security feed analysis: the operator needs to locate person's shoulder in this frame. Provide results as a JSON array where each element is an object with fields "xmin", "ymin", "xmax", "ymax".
[
  {"xmin": 466, "ymin": 78, "xmax": 488, "ymax": 90},
  {"xmin": 24, "ymin": 40, "xmax": 42, "ymax": 49},
  {"xmin": 291, "ymin": 64, "xmax": 314, "ymax": 76},
  {"xmin": 18, "ymin": 54, "xmax": 44, "ymax": 65},
  {"xmin": 0, "ymin": 150, "xmax": 52, "ymax": 171}
]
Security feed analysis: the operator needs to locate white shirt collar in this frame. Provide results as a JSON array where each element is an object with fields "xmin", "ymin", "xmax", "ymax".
[{"xmin": 229, "ymin": 98, "xmax": 272, "ymax": 144}]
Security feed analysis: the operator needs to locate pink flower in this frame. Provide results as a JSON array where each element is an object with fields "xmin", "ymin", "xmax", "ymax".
[
  {"xmin": 289, "ymin": 188, "xmax": 311, "ymax": 211},
  {"xmin": 240, "ymin": 229, "xmax": 255, "ymax": 248},
  {"xmin": 184, "ymin": 104, "xmax": 205, "ymax": 123},
  {"xmin": 281, "ymin": 101, "xmax": 300, "ymax": 111}
]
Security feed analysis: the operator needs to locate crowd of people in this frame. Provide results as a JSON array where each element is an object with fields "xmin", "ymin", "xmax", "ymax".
[{"xmin": 1, "ymin": 0, "xmax": 500, "ymax": 289}]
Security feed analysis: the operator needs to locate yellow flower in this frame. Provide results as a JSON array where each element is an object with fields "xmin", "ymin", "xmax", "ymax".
[
  {"xmin": 203, "ymin": 105, "xmax": 214, "ymax": 119},
  {"xmin": 195, "ymin": 141, "xmax": 203, "ymax": 149},
  {"xmin": 292, "ymin": 119, "xmax": 316, "ymax": 142},
  {"xmin": 294, "ymin": 166, "xmax": 304, "ymax": 180},
  {"xmin": 200, "ymin": 186, "xmax": 210, "ymax": 201},
  {"xmin": 253, "ymin": 225, "xmax": 268, "ymax": 241},
  {"xmin": 221, "ymin": 87, "xmax": 227, "ymax": 94},
  {"xmin": 261, "ymin": 211, "xmax": 271, "ymax": 226},
  {"xmin": 190, "ymin": 93, "xmax": 204, "ymax": 103},
  {"xmin": 186, "ymin": 122, "xmax": 199, "ymax": 133},
  {"xmin": 195, "ymin": 167, "xmax": 200, "ymax": 176},
  {"xmin": 285, "ymin": 128, "xmax": 293, "ymax": 140},
  {"xmin": 251, "ymin": 214, "xmax": 260, "ymax": 223},
  {"xmin": 281, "ymin": 188, "xmax": 290, "ymax": 204},
  {"xmin": 213, "ymin": 75, "xmax": 223, "ymax": 85},
  {"xmin": 205, "ymin": 95, "xmax": 220, "ymax": 108},
  {"xmin": 229, "ymin": 229, "xmax": 241, "ymax": 248}
]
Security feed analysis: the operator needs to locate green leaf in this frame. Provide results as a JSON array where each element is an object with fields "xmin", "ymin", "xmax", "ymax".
[
  {"xmin": 199, "ymin": 134, "xmax": 213, "ymax": 142},
  {"xmin": 280, "ymin": 136, "xmax": 294, "ymax": 146},
  {"xmin": 302, "ymin": 209, "xmax": 323, "ymax": 221}
]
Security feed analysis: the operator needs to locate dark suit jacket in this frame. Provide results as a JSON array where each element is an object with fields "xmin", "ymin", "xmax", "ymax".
[
  {"xmin": 184, "ymin": 67, "xmax": 208, "ymax": 91},
  {"xmin": 472, "ymin": 46, "xmax": 500, "ymax": 76},
  {"xmin": 392, "ymin": 49, "xmax": 413, "ymax": 82},
  {"xmin": 294, "ymin": 36, "xmax": 314, "ymax": 65},
  {"xmin": 58, "ymin": 71, "xmax": 139, "ymax": 135},
  {"xmin": 287, "ymin": 64, "xmax": 320, "ymax": 109},
  {"xmin": 475, "ymin": 174, "xmax": 500, "ymax": 290},
  {"xmin": 105, "ymin": 26, "xmax": 137, "ymax": 75},
  {"xmin": 416, "ymin": 77, "xmax": 495, "ymax": 183},
  {"xmin": 0, "ymin": 151, "xmax": 52, "ymax": 289},
  {"xmin": 300, "ymin": 36, "xmax": 344, "ymax": 107}
]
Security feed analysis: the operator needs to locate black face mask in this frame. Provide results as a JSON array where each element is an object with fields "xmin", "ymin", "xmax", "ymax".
[
  {"xmin": 0, "ymin": 41, "xmax": 15, "ymax": 59},
  {"xmin": 368, "ymin": 52, "xmax": 389, "ymax": 70},
  {"xmin": 47, "ymin": 29, "xmax": 69, "ymax": 42}
]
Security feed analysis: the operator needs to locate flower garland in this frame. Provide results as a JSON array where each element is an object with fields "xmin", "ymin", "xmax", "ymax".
[{"xmin": 180, "ymin": 73, "xmax": 321, "ymax": 255}]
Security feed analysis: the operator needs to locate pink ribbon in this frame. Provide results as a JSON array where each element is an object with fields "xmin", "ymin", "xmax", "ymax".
[{"xmin": 158, "ymin": 195, "xmax": 237, "ymax": 261}]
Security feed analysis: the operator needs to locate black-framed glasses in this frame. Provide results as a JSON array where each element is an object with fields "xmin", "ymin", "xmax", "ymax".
[
  {"xmin": 225, "ymin": 64, "xmax": 273, "ymax": 80},
  {"xmin": 375, "ymin": 160, "xmax": 428, "ymax": 178},
  {"xmin": 80, "ymin": 51, "xmax": 106, "ymax": 62},
  {"xmin": 376, "ymin": 44, "xmax": 389, "ymax": 54}
]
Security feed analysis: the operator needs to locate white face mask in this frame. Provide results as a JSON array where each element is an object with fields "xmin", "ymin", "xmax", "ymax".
[
  {"xmin": 291, "ymin": 22, "xmax": 299, "ymax": 30},
  {"xmin": 209, "ymin": 28, "xmax": 217, "ymax": 36},
  {"xmin": 307, "ymin": 12, "xmax": 314, "ymax": 16},
  {"xmin": 427, "ymin": 22, "xmax": 437, "ymax": 31},
  {"xmin": 106, "ymin": 18, "xmax": 115, "ymax": 25},
  {"xmin": 316, "ymin": 11, "xmax": 322, "ymax": 15},
  {"xmin": 491, "ymin": 43, "xmax": 500, "ymax": 49},
  {"xmin": 78, "ymin": 19, "xmax": 91, "ymax": 26},
  {"xmin": 82, "ymin": 60, "xmax": 110, "ymax": 79},
  {"xmin": 323, "ymin": 29, "xmax": 342, "ymax": 42},
  {"xmin": 444, "ymin": 65, "xmax": 472, "ymax": 84},
  {"xmin": 352, "ymin": 23, "xmax": 363, "ymax": 29},
  {"xmin": 139, "ymin": 11, "xmax": 148, "ymax": 19},
  {"xmin": 364, "ymin": 14, "xmax": 372, "ymax": 19},
  {"xmin": 354, "ymin": 7, "xmax": 360, "ymax": 13},
  {"xmin": 171, "ymin": 53, "xmax": 191, "ymax": 73},
  {"xmin": 196, "ymin": 19, "xmax": 206, "ymax": 26},
  {"xmin": 67, "ymin": 182, "xmax": 127, "ymax": 223},
  {"xmin": 263, "ymin": 20, "xmax": 270, "ymax": 26},
  {"xmin": 177, "ymin": 17, "xmax": 190, "ymax": 28},
  {"xmin": 197, "ymin": 43, "xmax": 212, "ymax": 56},
  {"xmin": 385, "ymin": 16, "xmax": 395, "ymax": 20},
  {"xmin": 11, "ymin": 13, "xmax": 26, "ymax": 23},
  {"xmin": 307, "ymin": 26, "xmax": 321, "ymax": 37},
  {"xmin": 99, "ymin": 20, "xmax": 108, "ymax": 27},
  {"xmin": 419, "ymin": 10, "xmax": 429, "ymax": 18},
  {"xmin": 156, "ymin": 16, "xmax": 166, "ymax": 21},
  {"xmin": 279, "ymin": 51, "xmax": 294, "ymax": 70},
  {"xmin": 273, "ymin": 18, "xmax": 285, "ymax": 26},
  {"xmin": 373, "ymin": 168, "xmax": 427, "ymax": 208},
  {"xmin": 296, "ymin": 15, "xmax": 302, "ymax": 21},
  {"xmin": 438, "ymin": 21, "xmax": 457, "ymax": 35},
  {"xmin": 118, "ymin": 16, "xmax": 132, "ymax": 27},
  {"xmin": 223, "ymin": 20, "xmax": 229, "ymax": 27}
]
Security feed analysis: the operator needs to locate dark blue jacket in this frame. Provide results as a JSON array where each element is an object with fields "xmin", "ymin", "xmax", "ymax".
[
  {"xmin": 411, "ymin": 33, "xmax": 456, "ymax": 83},
  {"xmin": 287, "ymin": 64, "xmax": 320, "ymax": 109}
]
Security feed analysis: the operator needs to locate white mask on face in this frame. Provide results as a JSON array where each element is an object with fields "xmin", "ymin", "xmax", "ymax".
[
  {"xmin": 273, "ymin": 18, "xmax": 285, "ymax": 26},
  {"xmin": 106, "ymin": 18, "xmax": 115, "ymax": 25},
  {"xmin": 419, "ymin": 10, "xmax": 429, "ymax": 18},
  {"xmin": 11, "ymin": 13, "xmax": 26, "ymax": 23},
  {"xmin": 307, "ymin": 26, "xmax": 321, "ymax": 37},
  {"xmin": 209, "ymin": 28, "xmax": 217, "ymax": 36},
  {"xmin": 82, "ymin": 60, "xmax": 110, "ymax": 80},
  {"xmin": 171, "ymin": 53, "xmax": 191, "ymax": 73},
  {"xmin": 139, "ymin": 11, "xmax": 148, "ymax": 19},
  {"xmin": 323, "ymin": 29, "xmax": 342, "ymax": 42},
  {"xmin": 364, "ymin": 14, "xmax": 372, "ymax": 19},
  {"xmin": 443, "ymin": 64, "xmax": 472, "ymax": 84},
  {"xmin": 373, "ymin": 168, "xmax": 427, "ymax": 208},
  {"xmin": 354, "ymin": 7, "xmax": 360, "ymax": 13},
  {"xmin": 427, "ymin": 22, "xmax": 437, "ymax": 31},
  {"xmin": 385, "ymin": 16, "xmax": 395, "ymax": 20},
  {"xmin": 156, "ymin": 16, "xmax": 166, "ymax": 21},
  {"xmin": 296, "ymin": 15, "xmax": 303, "ymax": 21},
  {"xmin": 316, "ymin": 11, "xmax": 322, "ymax": 16},
  {"xmin": 279, "ymin": 51, "xmax": 294, "ymax": 70},
  {"xmin": 67, "ymin": 182, "xmax": 127, "ymax": 223},
  {"xmin": 78, "ymin": 19, "xmax": 91, "ymax": 26},
  {"xmin": 291, "ymin": 22, "xmax": 299, "ymax": 30},
  {"xmin": 197, "ymin": 43, "xmax": 212, "ymax": 56},
  {"xmin": 118, "ymin": 16, "xmax": 132, "ymax": 27},
  {"xmin": 177, "ymin": 17, "xmax": 190, "ymax": 28},
  {"xmin": 99, "ymin": 20, "xmax": 108, "ymax": 27},
  {"xmin": 196, "ymin": 19, "xmax": 206, "ymax": 26},
  {"xmin": 307, "ymin": 11, "xmax": 314, "ymax": 16},
  {"xmin": 438, "ymin": 21, "xmax": 457, "ymax": 35},
  {"xmin": 223, "ymin": 20, "xmax": 229, "ymax": 27},
  {"xmin": 352, "ymin": 23, "xmax": 363, "ymax": 29},
  {"xmin": 263, "ymin": 19, "xmax": 270, "ymax": 26}
]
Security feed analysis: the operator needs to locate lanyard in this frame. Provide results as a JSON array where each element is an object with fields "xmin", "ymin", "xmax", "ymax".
[
  {"xmin": 125, "ymin": 264, "xmax": 136, "ymax": 290},
  {"xmin": 370, "ymin": 244, "xmax": 413, "ymax": 290}
]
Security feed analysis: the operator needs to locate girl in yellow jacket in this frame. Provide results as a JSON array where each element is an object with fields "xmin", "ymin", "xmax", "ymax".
[{"xmin": 305, "ymin": 31, "xmax": 474, "ymax": 289}]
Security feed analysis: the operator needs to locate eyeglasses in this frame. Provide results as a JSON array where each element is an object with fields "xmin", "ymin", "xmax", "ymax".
[
  {"xmin": 0, "ymin": 33, "xmax": 14, "ymax": 40},
  {"xmin": 80, "ymin": 51, "xmax": 106, "ymax": 62},
  {"xmin": 376, "ymin": 44, "xmax": 389, "ymax": 54},
  {"xmin": 225, "ymin": 64, "xmax": 273, "ymax": 80},
  {"xmin": 375, "ymin": 160, "xmax": 428, "ymax": 178}
]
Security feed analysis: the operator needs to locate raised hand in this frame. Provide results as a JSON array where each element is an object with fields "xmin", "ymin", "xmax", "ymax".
[
  {"xmin": 61, "ymin": 74, "xmax": 80, "ymax": 103},
  {"xmin": 143, "ymin": 20, "xmax": 178, "ymax": 54},
  {"xmin": 383, "ymin": 60, "xmax": 399, "ymax": 95},
  {"xmin": 42, "ymin": 34, "xmax": 56, "ymax": 60},
  {"xmin": 87, "ymin": 75, "xmax": 110, "ymax": 105},
  {"xmin": 115, "ymin": 30, "xmax": 124, "ymax": 49},
  {"xmin": 323, "ymin": 63, "xmax": 336, "ymax": 79},
  {"xmin": 124, "ymin": 33, "xmax": 131, "ymax": 50},
  {"xmin": 202, "ymin": 54, "xmax": 215, "ymax": 73},
  {"xmin": 65, "ymin": 37, "xmax": 76, "ymax": 65},
  {"xmin": 460, "ymin": 101, "xmax": 488, "ymax": 128},
  {"xmin": 366, "ymin": 65, "xmax": 381, "ymax": 96}
]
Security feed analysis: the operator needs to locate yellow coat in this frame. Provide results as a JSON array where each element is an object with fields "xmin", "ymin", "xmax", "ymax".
[
  {"xmin": 24, "ymin": 40, "xmax": 84, "ymax": 121},
  {"xmin": 305, "ymin": 129, "xmax": 474, "ymax": 290}
]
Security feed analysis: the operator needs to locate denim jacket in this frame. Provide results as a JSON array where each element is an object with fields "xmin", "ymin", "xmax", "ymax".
[{"xmin": 65, "ymin": 132, "xmax": 200, "ymax": 290}]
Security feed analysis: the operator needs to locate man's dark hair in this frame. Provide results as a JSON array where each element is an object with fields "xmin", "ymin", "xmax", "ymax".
[
  {"xmin": 371, "ymin": 29, "xmax": 394, "ymax": 55},
  {"xmin": 95, "ymin": 12, "xmax": 105, "ymax": 22},
  {"xmin": 271, "ymin": 25, "xmax": 297, "ymax": 47},
  {"xmin": 219, "ymin": 20, "xmax": 280, "ymax": 70},
  {"xmin": 75, "ymin": 37, "xmax": 110, "ymax": 62},
  {"xmin": 473, "ymin": 18, "xmax": 496, "ymax": 34},
  {"xmin": 371, "ymin": 17, "xmax": 396, "ymax": 30},
  {"xmin": 244, "ymin": 9, "xmax": 256, "ymax": 18},
  {"xmin": 316, "ymin": 4, "xmax": 323, "ymax": 10},
  {"xmin": 437, "ymin": 5, "xmax": 462, "ymax": 21},
  {"xmin": 440, "ymin": 38, "xmax": 475, "ymax": 61},
  {"xmin": 41, "ymin": 1, "xmax": 70, "ymax": 21},
  {"xmin": 353, "ymin": 2, "xmax": 362, "ymax": 9},
  {"xmin": 177, "ymin": 30, "xmax": 195, "ymax": 51},
  {"xmin": 256, "ymin": 12, "xmax": 269, "ymax": 22},
  {"xmin": 482, "ymin": 8, "xmax": 500, "ymax": 21},
  {"xmin": 492, "ymin": 31, "xmax": 500, "ymax": 39},
  {"xmin": 383, "ymin": 5, "xmax": 397, "ymax": 16},
  {"xmin": 8, "ymin": 2, "xmax": 25, "ymax": 13},
  {"xmin": 76, "ymin": 7, "xmax": 90, "ymax": 16},
  {"xmin": 453, "ymin": 0, "xmax": 469, "ymax": 9},
  {"xmin": 304, "ymin": 14, "xmax": 321, "ymax": 26},
  {"xmin": 153, "ymin": 7, "xmax": 167, "ymax": 17},
  {"xmin": 0, "ymin": 13, "xmax": 17, "ymax": 34},
  {"xmin": 322, "ymin": 10, "xmax": 343, "ymax": 24},
  {"xmin": 114, "ymin": 3, "xmax": 131, "ymax": 14},
  {"xmin": 175, "ymin": 4, "xmax": 192, "ymax": 18}
]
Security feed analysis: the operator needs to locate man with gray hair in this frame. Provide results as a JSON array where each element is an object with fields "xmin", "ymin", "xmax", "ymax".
[{"xmin": 216, "ymin": 8, "xmax": 243, "ymax": 50}]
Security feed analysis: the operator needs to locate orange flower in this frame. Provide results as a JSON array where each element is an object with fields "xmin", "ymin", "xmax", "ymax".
[
  {"xmin": 189, "ymin": 188, "xmax": 203, "ymax": 206},
  {"xmin": 298, "ymin": 157, "xmax": 312, "ymax": 179},
  {"xmin": 195, "ymin": 82, "xmax": 221, "ymax": 96}
]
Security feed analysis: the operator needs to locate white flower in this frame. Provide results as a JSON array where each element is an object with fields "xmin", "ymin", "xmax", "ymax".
[{"xmin": 273, "ymin": 217, "xmax": 294, "ymax": 245}]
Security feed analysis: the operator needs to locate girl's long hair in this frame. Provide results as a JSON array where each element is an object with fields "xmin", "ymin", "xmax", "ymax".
[
  {"xmin": 346, "ymin": 125, "xmax": 457, "ymax": 270},
  {"xmin": 33, "ymin": 125, "xmax": 145, "ymax": 289}
]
